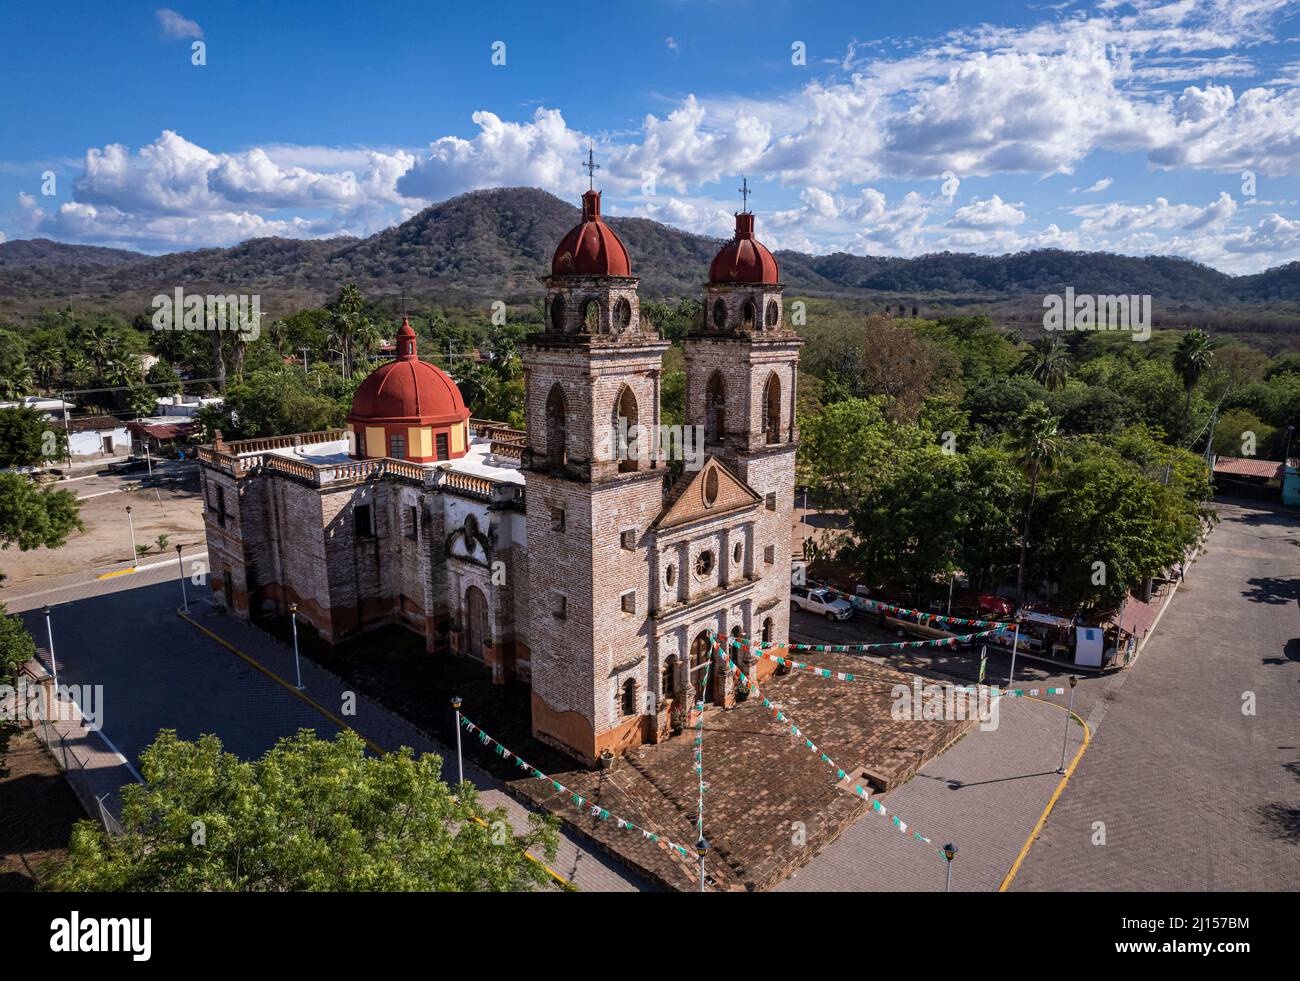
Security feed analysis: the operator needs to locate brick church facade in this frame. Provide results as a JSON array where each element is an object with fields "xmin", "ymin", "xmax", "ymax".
[{"xmin": 198, "ymin": 187, "xmax": 801, "ymax": 765}]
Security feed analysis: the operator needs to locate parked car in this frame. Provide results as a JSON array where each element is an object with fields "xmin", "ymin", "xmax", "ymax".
[{"xmin": 791, "ymin": 585, "xmax": 854, "ymax": 621}]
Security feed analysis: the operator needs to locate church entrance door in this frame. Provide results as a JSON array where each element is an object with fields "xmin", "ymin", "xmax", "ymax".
[
  {"xmin": 466, "ymin": 585, "xmax": 488, "ymax": 661},
  {"xmin": 689, "ymin": 630, "xmax": 717, "ymax": 705}
]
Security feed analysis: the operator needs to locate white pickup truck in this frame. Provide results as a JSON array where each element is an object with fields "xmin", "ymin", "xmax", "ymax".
[{"xmin": 791, "ymin": 585, "xmax": 854, "ymax": 621}]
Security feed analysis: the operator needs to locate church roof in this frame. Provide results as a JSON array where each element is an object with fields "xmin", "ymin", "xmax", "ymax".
[
  {"xmin": 709, "ymin": 211, "xmax": 779, "ymax": 285},
  {"xmin": 551, "ymin": 190, "xmax": 632, "ymax": 277},
  {"xmin": 653, "ymin": 457, "xmax": 762, "ymax": 531},
  {"xmin": 347, "ymin": 320, "xmax": 470, "ymax": 426}
]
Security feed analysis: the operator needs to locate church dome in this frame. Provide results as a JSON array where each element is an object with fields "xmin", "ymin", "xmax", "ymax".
[
  {"xmin": 347, "ymin": 320, "xmax": 469, "ymax": 426},
  {"xmin": 709, "ymin": 212, "xmax": 779, "ymax": 285},
  {"xmin": 552, "ymin": 190, "xmax": 632, "ymax": 277}
]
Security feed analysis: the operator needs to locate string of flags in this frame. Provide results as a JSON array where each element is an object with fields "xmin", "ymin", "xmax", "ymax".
[
  {"xmin": 457, "ymin": 714, "xmax": 699, "ymax": 864},
  {"xmin": 720, "ymin": 645, "xmax": 935, "ymax": 849},
  {"xmin": 694, "ymin": 634, "xmax": 717, "ymax": 840},
  {"xmin": 850, "ymin": 597, "xmax": 1012, "ymax": 629},
  {"xmin": 741, "ymin": 627, "xmax": 1002, "ymax": 655}
]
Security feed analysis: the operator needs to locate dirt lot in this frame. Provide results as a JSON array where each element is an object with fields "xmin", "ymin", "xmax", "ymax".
[
  {"xmin": 0, "ymin": 723, "xmax": 82, "ymax": 891},
  {"xmin": 0, "ymin": 468, "xmax": 206, "ymax": 585}
]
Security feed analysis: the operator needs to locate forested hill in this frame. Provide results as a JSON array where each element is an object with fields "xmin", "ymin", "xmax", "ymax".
[{"xmin": 1, "ymin": 186, "xmax": 1297, "ymax": 311}]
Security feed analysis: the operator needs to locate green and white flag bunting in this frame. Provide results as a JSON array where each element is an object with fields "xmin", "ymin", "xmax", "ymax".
[
  {"xmin": 721, "ymin": 643, "xmax": 935, "ymax": 849},
  {"xmin": 457, "ymin": 714, "xmax": 698, "ymax": 863}
]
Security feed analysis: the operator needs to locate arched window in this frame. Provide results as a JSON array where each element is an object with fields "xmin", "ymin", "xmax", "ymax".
[
  {"xmin": 704, "ymin": 371, "xmax": 726, "ymax": 445},
  {"xmin": 742, "ymin": 300, "xmax": 756, "ymax": 326},
  {"xmin": 762, "ymin": 617, "xmax": 773, "ymax": 644},
  {"xmin": 764, "ymin": 300, "xmax": 779, "ymax": 328},
  {"xmin": 583, "ymin": 299, "xmax": 601, "ymax": 332},
  {"xmin": 546, "ymin": 384, "xmax": 567, "ymax": 469},
  {"xmin": 550, "ymin": 295, "xmax": 566, "ymax": 333},
  {"xmin": 763, "ymin": 373, "xmax": 782, "ymax": 445},
  {"xmin": 711, "ymin": 298, "xmax": 727, "ymax": 330},
  {"xmin": 661, "ymin": 656, "xmax": 677, "ymax": 699},
  {"xmin": 621, "ymin": 678, "xmax": 637, "ymax": 716},
  {"xmin": 615, "ymin": 385, "xmax": 639, "ymax": 473},
  {"xmin": 614, "ymin": 297, "xmax": 632, "ymax": 332}
]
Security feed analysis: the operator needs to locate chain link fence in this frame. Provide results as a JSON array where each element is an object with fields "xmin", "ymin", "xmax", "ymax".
[{"xmin": 31, "ymin": 712, "xmax": 126, "ymax": 837}]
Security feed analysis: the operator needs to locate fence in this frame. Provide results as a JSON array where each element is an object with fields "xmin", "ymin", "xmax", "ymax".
[{"xmin": 25, "ymin": 693, "xmax": 128, "ymax": 837}]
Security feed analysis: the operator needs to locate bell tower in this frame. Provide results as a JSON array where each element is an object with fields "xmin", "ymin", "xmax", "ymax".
[
  {"xmin": 684, "ymin": 197, "xmax": 802, "ymax": 650},
  {"xmin": 523, "ymin": 176, "xmax": 670, "ymax": 764}
]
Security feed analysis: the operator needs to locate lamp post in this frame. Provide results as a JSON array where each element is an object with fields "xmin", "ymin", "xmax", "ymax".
[
  {"xmin": 451, "ymin": 696, "xmax": 464, "ymax": 785},
  {"xmin": 697, "ymin": 837, "xmax": 709, "ymax": 893},
  {"xmin": 124, "ymin": 505, "xmax": 138, "ymax": 566},
  {"xmin": 1007, "ymin": 620, "xmax": 1021, "ymax": 688},
  {"xmin": 175, "ymin": 544, "xmax": 189, "ymax": 613},
  {"xmin": 942, "ymin": 842, "xmax": 957, "ymax": 892},
  {"xmin": 288, "ymin": 603, "xmax": 303, "ymax": 690},
  {"xmin": 42, "ymin": 604, "xmax": 58, "ymax": 690},
  {"xmin": 1058, "ymin": 675, "xmax": 1078, "ymax": 774}
]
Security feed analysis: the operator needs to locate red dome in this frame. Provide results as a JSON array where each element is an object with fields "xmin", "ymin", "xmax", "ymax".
[
  {"xmin": 347, "ymin": 321, "xmax": 470, "ymax": 425},
  {"xmin": 709, "ymin": 212, "xmax": 779, "ymax": 284},
  {"xmin": 552, "ymin": 190, "xmax": 631, "ymax": 277}
]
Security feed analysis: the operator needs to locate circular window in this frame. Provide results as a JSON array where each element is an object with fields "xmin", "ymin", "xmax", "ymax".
[
  {"xmin": 712, "ymin": 298, "xmax": 727, "ymax": 329},
  {"xmin": 765, "ymin": 300, "xmax": 779, "ymax": 328},
  {"xmin": 550, "ymin": 295, "xmax": 565, "ymax": 332},
  {"xmin": 614, "ymin": 297, "xmax": 632, "ymax": 331},
  {"xmin": 733, "ymin": 542, "xmax": 743, "ymax": 564},
  {"xmin": 665, "ymin": 564, "xmax": 676, "ymax": 587},
  {"xmin": 703, "ymin": 468, "xmax": 719, "ymax": 507},
  {"xmin": 695, "ymin": 549, "xmax": 715, "ymax": 578}
]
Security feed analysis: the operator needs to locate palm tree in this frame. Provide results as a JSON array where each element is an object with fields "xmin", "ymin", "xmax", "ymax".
[
  {"xmin": 1018, "ymin": 337, "xmax": 1072, "ymax": 392},
  {"xmin": 31, "ymin": 342, "xmax": 63, "ymax": 389},
  {"xmin": 1009, "ymin": 401, "xmax": 1061, "ymax": 603},
  {"xmin": 1172, "ymin": 329, "xmax": 1214, "ymax": 440},
  {"xmin": 0, "ymin": 359, "xmax": 33, "ymax": 398},
  {"xmin": 328, "ymin": 284, "xmax": 366, "ymax": 379},
  {"xmin": 82, "ymin": 324, "xmax": 115, "ymax": 376}
]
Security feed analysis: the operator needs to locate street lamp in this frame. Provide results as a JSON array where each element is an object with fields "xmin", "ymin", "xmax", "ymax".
[
  {"xmin": 1058, "ymin": 675, "xmax": 1078, "ymax": 774},
  {"xmin": 124, "ymin": 505, "xmax": 138, "ymax": 566},
  {"xmin": 697, "ymin": 837, "xmax": 709, "ymax": 893},
  {"xmin": 288, "ymin": 602, "xmax": 304, "ymax": 690},
  {"xmin": 175, "ymin": 544, "xmax": 189, "ymax": 613},
  {"xmin": 942, "ymin": 843, "xmax": 957, "ymax": 893},
  {"xmin": 451, "ymin": 696, "xmax": 464, "ymax": 785},
  {"xmin": 42, "ymin": 604, "xmax": 58, "ymax": 690}
]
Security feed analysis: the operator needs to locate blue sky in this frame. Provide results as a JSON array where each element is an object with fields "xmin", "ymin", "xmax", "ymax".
[{"xmin": 2, "ymin": 0, "xmax": 1300, "ymax": 273}]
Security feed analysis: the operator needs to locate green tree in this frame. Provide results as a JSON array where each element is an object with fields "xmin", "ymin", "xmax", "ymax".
[
  {"xmin": 1172, "ymin": 329, "xmax": 1214, "ymax": 439},
  {"xmin": 0, "ymin": 407, "xmax": 67, "ymax": 468},
  {"xmin": 0, "ymin": 603, "xmax": 36, "ymax": 681},
  {"xmin": 0, "ymin": 472, "xmax": 83, "ymax": 552},
  {"xmin": 48, "ymin": 728, "xmax": 562, "ymax": 892},
  {"xmin": 797, "ymin": 397, "xmax": 926, "ymax": 502},
  {"xmin": 1009, "ymin": 402, "xmax": 1061, "ymax": 603},
  {"xmin": 1018, "ymin": 336, "xmax": 1073, "ymax": 392}
]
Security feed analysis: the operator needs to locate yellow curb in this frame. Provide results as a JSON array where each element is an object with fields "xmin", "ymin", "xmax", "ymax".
[
  {"xmin": 998, "ymin": 696, "xmax": 1091, "ymax": 892},
  {"xmin": 176, "ymin": 609, "xmax": 571, "ymax": 890},
  {"xmin": 96, "ymin": 567, "xmax": 137, "ymax": 580}
]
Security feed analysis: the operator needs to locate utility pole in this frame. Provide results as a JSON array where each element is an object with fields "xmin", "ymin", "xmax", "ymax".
[{"xmin": 298, "ymin": 347, "xmax": 311, "ymax": 378}]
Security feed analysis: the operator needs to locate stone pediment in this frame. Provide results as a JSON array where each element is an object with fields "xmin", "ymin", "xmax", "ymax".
[{"xmin": 653, "ymin": 457, "xmax": 761, "ymax": 531}]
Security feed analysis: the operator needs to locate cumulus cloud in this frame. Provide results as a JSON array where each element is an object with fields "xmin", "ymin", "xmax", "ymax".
[
  {"xmin": 949, "ymin": 195, "xmax": 1027, "ymax": 228},
  {"xmin": 155, "ymin": 8, "xmax": 203, "ymax": 40}
]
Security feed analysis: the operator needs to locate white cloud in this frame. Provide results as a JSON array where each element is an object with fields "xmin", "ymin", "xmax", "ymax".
[
  {"xmin": 155, "ymin": 8, "xmax": 203, "ymax": 40},
  {"xmin": 1080, "ymin": 177, "xmax": 1113, "ymax": 193},
  {"xmin": 949, "ymin": 194, "xmax": 1027, "ymax": 228}
]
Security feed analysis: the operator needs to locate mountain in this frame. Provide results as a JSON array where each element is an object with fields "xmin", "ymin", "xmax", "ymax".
[{"xmin": 0, "ymin": 187, "xmax": 1297, "ymax": 320}]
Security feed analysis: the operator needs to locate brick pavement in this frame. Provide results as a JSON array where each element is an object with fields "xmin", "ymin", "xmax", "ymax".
[
  {"xmin": 1012, "ymin": 501, "xmax": 1300, "ymax": 890},
  {"xmin": 502, "ymin": 652, "xmax": 971, "ymax": 891}
]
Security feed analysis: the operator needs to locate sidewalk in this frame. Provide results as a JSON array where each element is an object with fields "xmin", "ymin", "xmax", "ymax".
[{"xmin": 180, "ymin": 602, "xmax": 648, "ymax": 892}]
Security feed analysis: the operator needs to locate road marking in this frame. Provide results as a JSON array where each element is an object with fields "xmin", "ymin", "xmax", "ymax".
[
  {"xmin": 998, "ymin": 699, "xmax": 1092, "ymax": 892},
  {"xmin": 95, "ymin": 567, "xmax": 137, "ymax": 579},
  {"xmin": 175, "ymin": 608, "xmax": 572, "ymax": 890}
]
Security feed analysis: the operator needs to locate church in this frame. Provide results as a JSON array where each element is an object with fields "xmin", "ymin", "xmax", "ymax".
[{"xmin": 198, "ymin": 185, "xmax": 802, "ymax": 765}]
